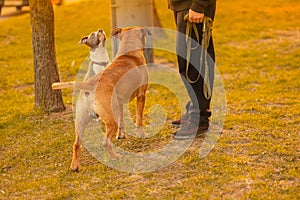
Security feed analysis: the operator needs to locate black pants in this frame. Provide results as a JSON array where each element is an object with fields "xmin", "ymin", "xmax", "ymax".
[{"xmin": 174, "ymin": 10, "xmax": 215, "ymax": 124}]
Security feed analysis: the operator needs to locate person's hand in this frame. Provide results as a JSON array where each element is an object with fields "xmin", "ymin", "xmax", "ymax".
[{"xmin": 188, "ymin": 9, "xmax": 204, "ymax": 23}]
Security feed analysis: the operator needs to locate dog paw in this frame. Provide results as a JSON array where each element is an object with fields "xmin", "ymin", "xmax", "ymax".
[
  {"xmin": 116, "ymin": 133, "xmax": 127, "ymax": 140},
  {"xmin": 70, "ymin": 164, "xmax": 80, "ymax": 172},
  {"xmin": 135, "ymin": 127, "xmax": 146, "ymax": 138},
  {"xmin": 111, "ymin": 153, "xmax": 123, "ymax": 160},
  {"xmin": 116, "ymin": 129, "xmax": 127, "ymax": 139}
]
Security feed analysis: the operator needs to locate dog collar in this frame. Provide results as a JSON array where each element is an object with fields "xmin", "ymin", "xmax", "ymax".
[{"xmin": 91, "ymin": 61, "xmax": 110, "ymax": 66}]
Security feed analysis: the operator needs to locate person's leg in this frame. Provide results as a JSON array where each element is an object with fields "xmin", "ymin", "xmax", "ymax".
[
  {"xmin": 173, "ymin": 10, "xmax": 215, "ymax": 139},
  {"xmin": 191, "ymin": 27, "xmax": 215, "ymax": 126},
  {"xmin": 172, "ymin": 10, "xmax": 194, "ymax": 125},
  {"xmin": 199, "ymin": 36, "xmax": 215, "ymax": 125}
]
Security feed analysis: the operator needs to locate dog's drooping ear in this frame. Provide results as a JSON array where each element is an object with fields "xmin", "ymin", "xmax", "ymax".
[
  {"xmin": 141, "ymin": 27, "xmax": 152, "ymax": 37},
  {"xmin": 111, "ymin": 28, "xmax": 122, "ymax": 38},
  {"xmin": 78, "ymin": 36, "xmax": 88, "ymax": 45}
]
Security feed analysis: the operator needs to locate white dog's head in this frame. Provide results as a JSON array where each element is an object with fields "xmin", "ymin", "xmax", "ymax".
[{"xmin": 79, "ymin": 29, "xmax": 107, "ymax": 49}]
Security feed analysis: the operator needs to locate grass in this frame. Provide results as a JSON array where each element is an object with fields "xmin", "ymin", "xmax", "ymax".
[{"xmin": 1, "ymin": 0, "xmax": 300, "ymax": 199}]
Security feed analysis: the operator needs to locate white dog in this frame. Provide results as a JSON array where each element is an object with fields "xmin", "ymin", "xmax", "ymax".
[{"xmin": 78, "ymin": 29, "xmax": 111, "ymax": 80}]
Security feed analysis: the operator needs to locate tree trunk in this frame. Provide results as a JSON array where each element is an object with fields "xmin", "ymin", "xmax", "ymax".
[{"xmin": 29, "ymin": 0, "xmax": 65, "ymax": 112}]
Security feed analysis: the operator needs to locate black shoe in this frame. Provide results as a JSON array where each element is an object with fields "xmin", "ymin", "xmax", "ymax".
[
  {"xmin": 171, "ymin": 102, "xmax": 192, "ymax": 127},
  {"xmin": 173, "ymin": 121, "xmax": 209, "ymax": 140},
  {"xmin": 172, "ymin": 114, "xmax": 209, "ymax": 127},
  {"xmin": 171, "ymin": 116, "xmax": 189, "ymax": 127}
]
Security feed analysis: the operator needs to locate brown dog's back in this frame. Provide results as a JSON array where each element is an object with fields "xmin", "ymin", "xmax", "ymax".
[{"xmin": 94, "ymin": 52, "xmax": 148, "ymax": 122}]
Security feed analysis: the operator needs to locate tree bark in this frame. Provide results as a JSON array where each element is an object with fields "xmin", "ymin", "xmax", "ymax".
[{"xmin": 29, "ymin": 0, "xmax": 65, "ymax": 112}]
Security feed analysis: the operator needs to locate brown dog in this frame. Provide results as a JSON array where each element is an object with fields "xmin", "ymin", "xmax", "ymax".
[{"xmin": 52, "ymin": 26, "xmax": 150, "ymax": 171}]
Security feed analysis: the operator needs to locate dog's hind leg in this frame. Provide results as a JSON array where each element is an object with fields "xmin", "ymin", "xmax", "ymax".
[
  {"xmin": 116, "ymin": 103, "xmax": 127, "ymax": 139},
  {"xmin": 70, "ymin": 123, "xmax": 88, "ymax": 171},
  {"xmin": 135, "ymin": 86, "xmax": 147, "ymax": 137},
  {"xmin": 70, "ymin": 95, "xmax": 91, "ymax": 171},
  {"xmin": 102, "ymin": 121, "xmax": 122, "ymax": 159},
  {"xmin": 70, "ymin": 121, "xmax": 90, "ymax": 171}
]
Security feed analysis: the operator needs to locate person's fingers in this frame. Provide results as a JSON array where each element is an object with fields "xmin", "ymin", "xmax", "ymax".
[
  {"xmin": 189, "ymin": 16, "xmax": 203, "ymax": 23},
  {"xmin": 188, "ymin": 9, "xmax": 204, "ymax": 23}
]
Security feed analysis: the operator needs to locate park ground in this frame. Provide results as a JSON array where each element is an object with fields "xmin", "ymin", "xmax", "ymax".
[{"xmin": 0, "ymin": 0, "xmax": 299, "ymax": 199}]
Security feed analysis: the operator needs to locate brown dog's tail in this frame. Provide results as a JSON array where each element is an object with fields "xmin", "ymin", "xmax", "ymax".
[{"xmin": 52, "ymin": 81, "xmax": 92, "ymax": 91}]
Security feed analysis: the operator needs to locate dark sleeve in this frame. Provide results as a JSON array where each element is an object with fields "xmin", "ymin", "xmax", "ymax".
[{"xmin": 191, "ymin": 0, "xmax": 212, "ymax": 13}]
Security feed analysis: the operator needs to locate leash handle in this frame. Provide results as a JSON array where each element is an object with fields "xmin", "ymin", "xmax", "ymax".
[
  {"xmin": 184, "ymin": 13, "xmax": 213, "ymax": 48},
  {"xmin": 184, "ymin": 14, "xmax": 200, "ymax": 49}
]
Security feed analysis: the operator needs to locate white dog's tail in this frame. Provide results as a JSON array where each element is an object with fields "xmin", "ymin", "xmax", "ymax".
[{"xmin": 52, "ymin": 81, "xmax": 92, "ymax": 91}]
